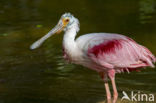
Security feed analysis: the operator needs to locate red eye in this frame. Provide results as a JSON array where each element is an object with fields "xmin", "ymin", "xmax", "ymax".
[{"xmin": 65, "ymin": 19, "xmax": 69, "ymax": 22}]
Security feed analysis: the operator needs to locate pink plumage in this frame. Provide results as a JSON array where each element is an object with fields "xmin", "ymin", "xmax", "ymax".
[
  {"xmin": 31, "ymin": 13, "xmax": 156, "ymax": 102},
  {"xmin": 88, "ymin": 39, "xmax": 122, "ymax": 56},
  {"xmin": 76, "ymin": 33, "xmax": 156, "ymax": 73},
  {"xmin": 66, "ymin": 32, "xmax": 155, "ymax": 103}
]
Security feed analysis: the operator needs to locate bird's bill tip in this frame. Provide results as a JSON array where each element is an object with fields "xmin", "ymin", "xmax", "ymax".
[
  {"xmin": 30, "ymin": 41, "xmax": 40, "ymax": 50},
  {"xmin": 30, "ymin": 45, "xmax": 36, "ymax": 50}
]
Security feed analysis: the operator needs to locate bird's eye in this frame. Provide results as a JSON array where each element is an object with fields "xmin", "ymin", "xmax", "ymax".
[{"xmin": 65, "ymin": 19, "xmax": 69, "ymax": 22}]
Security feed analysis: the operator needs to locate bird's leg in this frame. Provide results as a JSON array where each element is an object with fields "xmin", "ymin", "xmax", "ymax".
[
  {"xmin": 108, "ymin": 69, "xmax": 118, "ymax": 103},
  {"xmin": 99, "ymin": 72, "xmax": 111, "ymax": 103},
  {"xmin": 111, "ymin": 78, "xmax": 118, "ymax": 103},
  {"xmin": 104, "ymin": 82, "xmax": 112, "ymax": 103}
]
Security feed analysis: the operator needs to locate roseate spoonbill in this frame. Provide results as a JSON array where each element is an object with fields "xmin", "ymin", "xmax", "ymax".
[{"xmin": 30, "ymin": 13, "xmax": 156, "ymax": 103}]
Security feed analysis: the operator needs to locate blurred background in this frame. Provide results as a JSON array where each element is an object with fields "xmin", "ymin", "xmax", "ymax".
[{"xmin": 0, "ymin": 0, "xmax": 156, "ymax": 103}]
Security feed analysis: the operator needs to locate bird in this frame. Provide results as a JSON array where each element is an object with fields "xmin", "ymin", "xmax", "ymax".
[{"xmin": 30, "ymin": 13, "xmax": 156, "ymax": 103}]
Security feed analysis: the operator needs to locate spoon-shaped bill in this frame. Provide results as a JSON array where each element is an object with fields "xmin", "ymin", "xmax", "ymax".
[{"xmin": 30, "ymin": 24, "xmax": 63, "ymax": 50}]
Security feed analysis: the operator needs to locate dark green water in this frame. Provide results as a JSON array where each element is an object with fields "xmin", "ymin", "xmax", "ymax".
[{"xmin": 0, "ymin": 0, "xmax": 156, "ymax": 103}]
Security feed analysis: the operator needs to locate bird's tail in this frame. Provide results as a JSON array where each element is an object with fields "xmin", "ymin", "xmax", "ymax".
[{"xmin": 140, "ymin": 45, "xmax": 156, "ymax": 68}]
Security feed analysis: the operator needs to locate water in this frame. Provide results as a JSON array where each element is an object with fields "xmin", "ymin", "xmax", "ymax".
[{"xmin": 0, "ymin": 0, "xmax": 156, "ymax": 103}]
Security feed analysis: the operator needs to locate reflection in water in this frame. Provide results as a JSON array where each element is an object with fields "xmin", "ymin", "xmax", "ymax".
[
  {"xmin": 139, "ymin": 0, "xmax": 156, "ymax": 24},
  {"xmin": 0, "ymin": 0, "xmax": 156, "ymax": 103}
]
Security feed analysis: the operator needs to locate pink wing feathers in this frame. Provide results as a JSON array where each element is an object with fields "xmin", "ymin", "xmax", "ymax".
[{"xmin": 76, "ymin": 33, "xmax": 156, "ymax": 72}]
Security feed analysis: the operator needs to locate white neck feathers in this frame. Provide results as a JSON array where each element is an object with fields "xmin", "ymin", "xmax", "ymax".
[{"xmin": 63, "ymin": 22, "xmax": 80, "ymax": 59}]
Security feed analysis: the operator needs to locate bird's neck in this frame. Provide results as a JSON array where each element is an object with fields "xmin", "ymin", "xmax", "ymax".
[
  {"xmin": 63, "ymin": 27, "xmax": 77, "ymax": 49},
  {"xmin": 63, "ymin": 27, "xmax": 78, "ymax": 57}
]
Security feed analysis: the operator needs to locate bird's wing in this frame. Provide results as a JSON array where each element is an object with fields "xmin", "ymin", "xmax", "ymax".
[{"xmin": 76, "ymin": 33, "xmax": 155, "ymax": 70}]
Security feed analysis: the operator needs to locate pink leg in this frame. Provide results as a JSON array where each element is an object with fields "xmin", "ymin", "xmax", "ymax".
[
  {"xmin": 108, "ymin": 70, "xmax": 118, "ymax": 103},
  {"xmin": 99, "ymin": 72, "xmax": 111, "ymax": 103},
  {"xmin": 104, "ymin": 82, "xmax": 111, "ymax": 103}
]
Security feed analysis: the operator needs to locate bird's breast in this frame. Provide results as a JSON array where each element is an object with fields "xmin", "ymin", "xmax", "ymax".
[{"xmin": 62, "ymin": 46, "xmax": 84, "ymax": 63}]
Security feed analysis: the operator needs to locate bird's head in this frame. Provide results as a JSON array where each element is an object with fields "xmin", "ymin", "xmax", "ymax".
[
  {"xmin": 30, "ymin": 13, "xmax": 79, "ymax": 49},
  {"xmin": 60, "ymin": 13, "xmax": 79, "ymax": 32}
]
